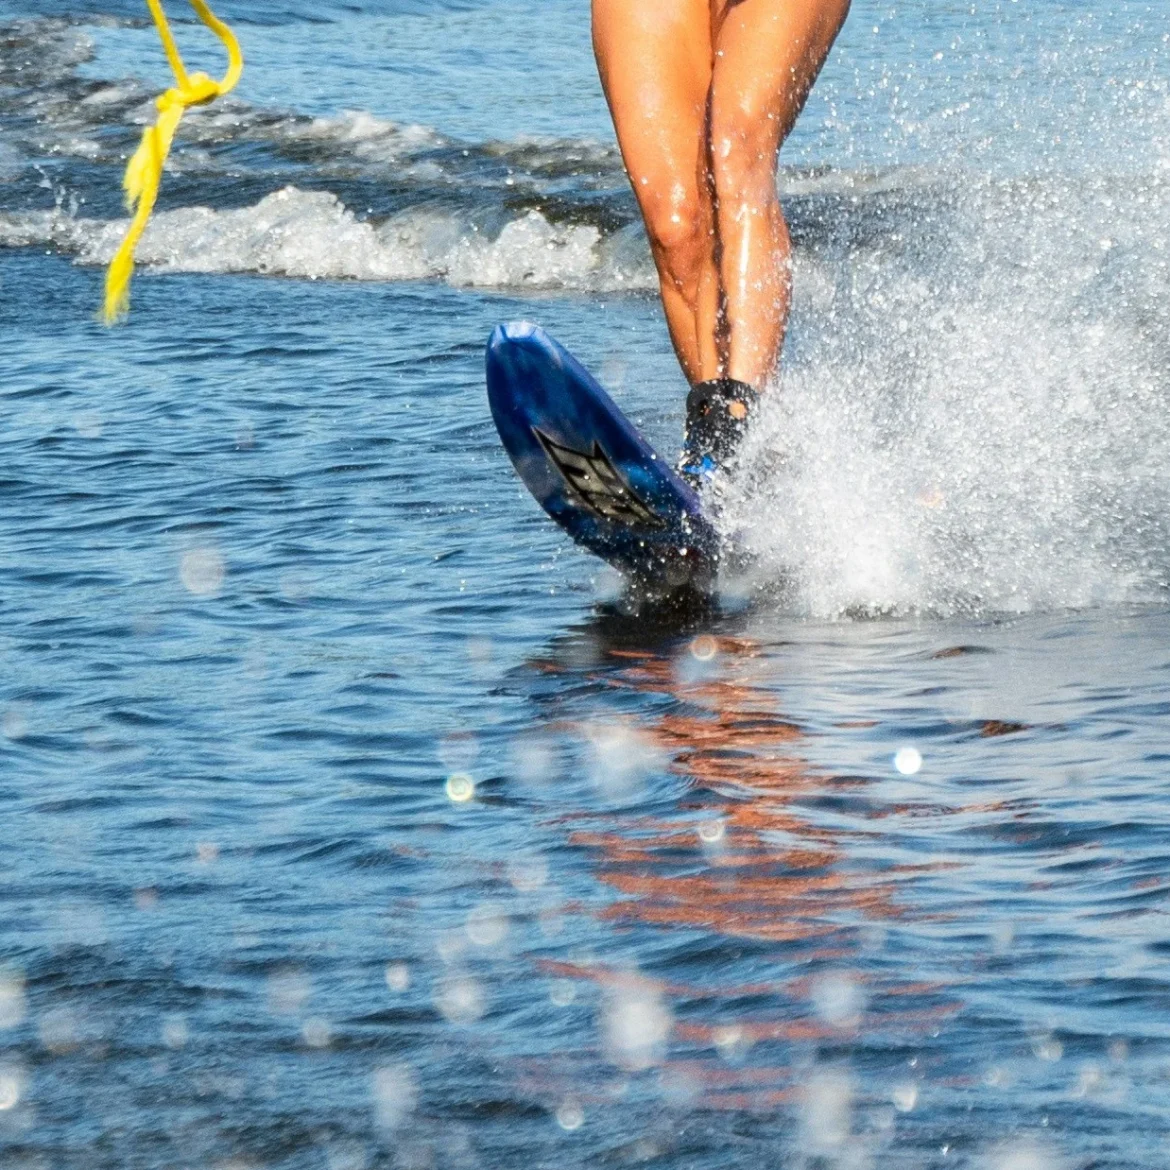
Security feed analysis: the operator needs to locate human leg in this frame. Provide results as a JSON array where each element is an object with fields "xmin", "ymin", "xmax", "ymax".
[
  {"xmin": 592, "ymin": 0, "xmax": 721, "ymax": 383},
  {"xmin": 708, "ymin": 0, "xmax": 850, "ymax": 386}
]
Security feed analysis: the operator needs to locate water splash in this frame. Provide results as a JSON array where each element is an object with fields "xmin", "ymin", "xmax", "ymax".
[{"xmin": 726, "ymin": 170, "xmax": 1170, "ymax": 617}]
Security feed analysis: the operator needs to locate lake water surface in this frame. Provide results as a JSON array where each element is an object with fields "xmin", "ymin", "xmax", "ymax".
[{"xmin": 2, "ymin": 2, "xmax": 1170, "ymax": 1167}]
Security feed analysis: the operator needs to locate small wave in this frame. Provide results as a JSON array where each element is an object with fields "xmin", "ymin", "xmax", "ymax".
[
  {"xmin": 273, "ymin": 110, "xmax": 448, "ymax": 164},
  {"xmin": 0, "ymin": 186, "xmax": 658, "ymax": 292}
]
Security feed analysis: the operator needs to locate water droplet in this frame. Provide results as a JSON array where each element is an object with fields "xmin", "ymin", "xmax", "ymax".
[
  {"xmin": 585, "ymin": 722, "xmax": 663, "ymax": 799},
  {"xmin": 0, "ymin": 1066, "xmax": 23, "ymax": 1111},
  {"xmin": 466, "ymin": 636, "xmax": 493, "ymax": 664},
  {"xmin": 445, "ymin": 773, "xmax": 475, "ymax": 803},
  {"xmin": 511, "ymin": 732, "xmax": 561, "ymax": 787},
  {"xmin": 988, "ymin": 1139, "xmax": 1065, "ymax": 1170},
  {"xmin": 697, "ymin": 818, "xmax": 725, "ymax": 845},
  {"xmin": 325, "ymin": 1141, "xmax": 369, "ymax": 1170},
  {"xmin": 892, "ymin": 1083, "xmax": 918, "ymax": 1112},
  {"xmin": 434, "ymin": 975, "xmax": 485, "ymax": 1024},
  {"xmin": 435, "ymin": 930, "xmax": 466, "ymax": 964},
  {"xmin": 894, "ymin": 746, "xmax": 922, "ymax": 775},
  {"xmin": 279, "ymin": 570, "xmax": 312, "ymax": 602},
  {"xmin": 549, "ymin": 980, "xmax": 577, "ymax": 1007},
  {"xmin": 267, "ymin": 969, "xmax": 311, "ymax": 1017},
  {"xmin": 690, "ymin": 634, "xmax": 718, "ymax": 662},
  {"xmin": 506, "ymin": 855, "xmax": 548, "ymax": 893},
  {"xmin": 538, "ymin": 909, "xmax": 564, "ymax": 938},
  {"xmin": 38, "ymin": 1006, "xmax": 80, "ymax": 1054},
  {"xmin": 801, "ymin": 1068, "xmax": 853, "ymax": 1151},
  {"xmin": 1, "ymin": 708, "xmax": 28, "ymax": 740},
  {"xmin": 465, "ymin": 904, "xmax": 509, "ymax": 949},
  {"xmin": 384, "ymin": 963, "xmax": 410, "ymax": 993},
  {"xmin": 601, "ymin": 978, "xmax": 671, "ymax": 1071},
  {"xmin": 72, "ymin": 411, "xmax": 102, "ymax": 439},
  {"xmin": 555, "ymin": 1100, "xmax": 584, "ymax": 1131},
  {"xmin": 1031, "ymin": 1034, "xmax": 1063, "ymax": 1062},
  {"xmin": 811, "ymin": 973, "xmax": 865, "ymax": 1030},
  {"xmin": 179, "ymin": 548, "xmax": 225, "ymax": 597},
  {"xmin": 302, "ymin": 1017, "xmax": 332, "ymax": 1048},
  {"xmin": 438, "ymin": 732, "xmax": 479, "ymax": 772},
  {"xmin": 713, "ymin": 1024, "xmax": 750, "ymax": 1061},
  {"xmin": 1072, "ymin": 1062, "xmax": 1103, "ymax": 1098},
  {"xmin": 371, "ymin": 1063, "xmax": 417, "ymax": 1131},
  {"xmin": 0, "ymin": 970, "xmax": 25, "ymax": 1029},
  {"xmin": 161, "ymin": 1015, "xmax": 188, "ymax": 1050},
  {"xmin": 133, "ymin": 887, "xmax": 159, "ymax": 912}
]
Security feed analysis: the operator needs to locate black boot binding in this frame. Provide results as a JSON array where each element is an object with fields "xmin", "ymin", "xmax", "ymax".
[{"xmin": 677, "ymin": 377, "xmax": 759, "ymax": 490}]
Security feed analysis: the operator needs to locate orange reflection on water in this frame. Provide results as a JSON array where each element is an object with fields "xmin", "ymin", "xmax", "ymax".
[
  {"xmin": 529, "ymin": 630, "xmax": 961, "ymax": 1113},
  {"xmin": 574, "ymin": 636, "xmax": 917, "ymax": 946}
]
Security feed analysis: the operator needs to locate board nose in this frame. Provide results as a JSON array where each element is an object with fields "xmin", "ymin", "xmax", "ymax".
[{"xmin": 488, "ymin": 320, "xmax": 538, "ymax": 353}]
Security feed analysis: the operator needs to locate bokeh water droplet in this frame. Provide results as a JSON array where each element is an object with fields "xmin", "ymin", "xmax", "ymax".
[
  {"xmin": 195, "ymin": 841, "xmax": 219, "ymax": 865},
  {"xmin": 384, "ymin": 963, "xmax": 410, "ymax": 993},
  {"xmin": 302, "ymin": 1017, "xmax": 332, "ymax": 1048},
  {"xmin": 38, "ymin": 1006, "xmax": 80, "ymax": 1054},
  {"xmin": 506, "ymin": 854, "xmax": 548, "ymax": 892},
  {"xmin": 892, "ymin": 1082, "xmax": 918, "ymax": 1112},
  {"xmin": 697, "ymin": 817, "xmax": 726, "ymax": 845},
  {"xmin": 549, "ymin": 980, "xmax": 577, "ymax": 1007},
  {"xmin": 438, "ymin": 731, "xmax": 479, "ymax": 772},
  {"xmin": 371, "ymin": 1063, "xmax": 417, "ymax": 1132},
  {"xmin": 894, "ymin": 746, "xmax": 923, "ymax": 775},
  {"xmin": 0, "ymin": 707, "xmax": 28, "ymax": 741},
  {"xmin": 601, "ymin": 977, "xmax": 671, "ymax": 1071},
  {"xmin": 434, "ymin": 975, "xmax": 485, "ymax": 1024},
  {"xmin": 267, "ymin": 969, "xmax": 311, "ymax": 1017},
  {"xmin": 713, "ymin": 1024, "xmax": 751, "ymax": 1062},
  {"xmin": 690, "ymin": 634, "xmax": 718, "ymax": 662},
  {"xmin": 72, "ymin": 411, "xmax": 102, "ymax": 439},
  {"xmin": 445, "ymin": 773, "xmax": 475, "ymax": 803},
  {"xmin": 0, "ymin": 970, "xmax": 26, "ymax": 1029},
  {"xmin": 585, "ymin": 722, "xmax": 663, "ymax": 800},
  {"xmin": 465, "ymin": 904, "xmax": 509, "ymax": 949},
  {"xmin": 1031, "ymin": 1033, "xmax": 1064, "ymax": 1063},
  {"xmin": 987, "ymin": 1138, "xmax": 1066, "ymax": 1170},
  {"xmin": 801, "ymin": 1068, "xmax": 853, "ymax": 1152},
  {"xmin": 161, "ymin": 1014, "xmax": 188, "ymax": 1051},
  {"xmin": 133, "ymin": 887, "xmax": 159, "ymax": 912},
  {"xmin": 555, "ymin": 1100, "xmax": 584, "ymax": 1131},
  {"xmin": 179, "ymin": 547, "xmax": 225, "ymax": 597},
  {"xmin": 0, "ymin": 1065, "xmax": 23, "ymax": 1112},
  {"xmin": 811, "ymin": 973, "xmax": 865, "ymax": 1030}
]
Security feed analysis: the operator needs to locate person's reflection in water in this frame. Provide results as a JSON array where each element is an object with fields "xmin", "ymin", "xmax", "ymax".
[{"xmin": 519, "ymin": 610, "xmax": 958, "ymax": 1136}]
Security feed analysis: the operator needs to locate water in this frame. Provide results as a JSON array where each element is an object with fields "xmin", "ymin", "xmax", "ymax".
[{"xmin": 3, "ymin": 1, "xmax": 1170, "ymax": 1166}]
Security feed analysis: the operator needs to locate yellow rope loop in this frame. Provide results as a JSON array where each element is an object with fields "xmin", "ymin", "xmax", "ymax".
[{"xmin": 101, "ymin": 0, "xmax": 243, "ymax": 325}]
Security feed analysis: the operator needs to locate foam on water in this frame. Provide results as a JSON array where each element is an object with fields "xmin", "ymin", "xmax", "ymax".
[{"xmin": 0, "ymin": 187, "xmax": 654, "ymax": 290}]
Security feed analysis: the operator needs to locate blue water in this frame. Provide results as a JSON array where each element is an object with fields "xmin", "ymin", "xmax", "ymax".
[{"xmin": 3, "ymin": 2, "xmax": 1170, "ymax": 1167}]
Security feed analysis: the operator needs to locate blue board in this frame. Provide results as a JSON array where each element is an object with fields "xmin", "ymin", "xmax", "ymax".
[{"xmin": 486, "ymin": 321, "xmax": 718, "ymax": 591}]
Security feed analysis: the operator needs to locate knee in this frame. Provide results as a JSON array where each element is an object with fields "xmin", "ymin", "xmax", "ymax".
[
  {"xmin": 709, "ymin": 115, "xmax": 780, "ymax": 209},
  {"xmin": 640, "ymin": 185, "xmax": 710, "ymax": 295}
]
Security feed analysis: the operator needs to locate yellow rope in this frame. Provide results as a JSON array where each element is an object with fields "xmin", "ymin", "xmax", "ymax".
[{"xmin": 101, "ymin": 0, "xmax": 243, "ymax": 325}]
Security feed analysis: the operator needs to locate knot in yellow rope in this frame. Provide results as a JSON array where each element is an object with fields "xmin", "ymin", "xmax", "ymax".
[{"xmin": 102, "ymin": 0, "xmax": 243, "ymax": 325}]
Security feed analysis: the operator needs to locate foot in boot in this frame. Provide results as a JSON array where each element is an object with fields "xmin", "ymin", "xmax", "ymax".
[{"xmin": 676, "ymin": 377, "xmax": 759, "ymax": 490}]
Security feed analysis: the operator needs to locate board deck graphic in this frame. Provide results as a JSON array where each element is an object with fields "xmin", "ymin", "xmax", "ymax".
[
  {"xmin": 486, "ymin": 321, "xmax": 719, "ymax": 590},
  {"xmin": 532, "ymin": 429, "xmax": 665, "ymax": 528}
]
